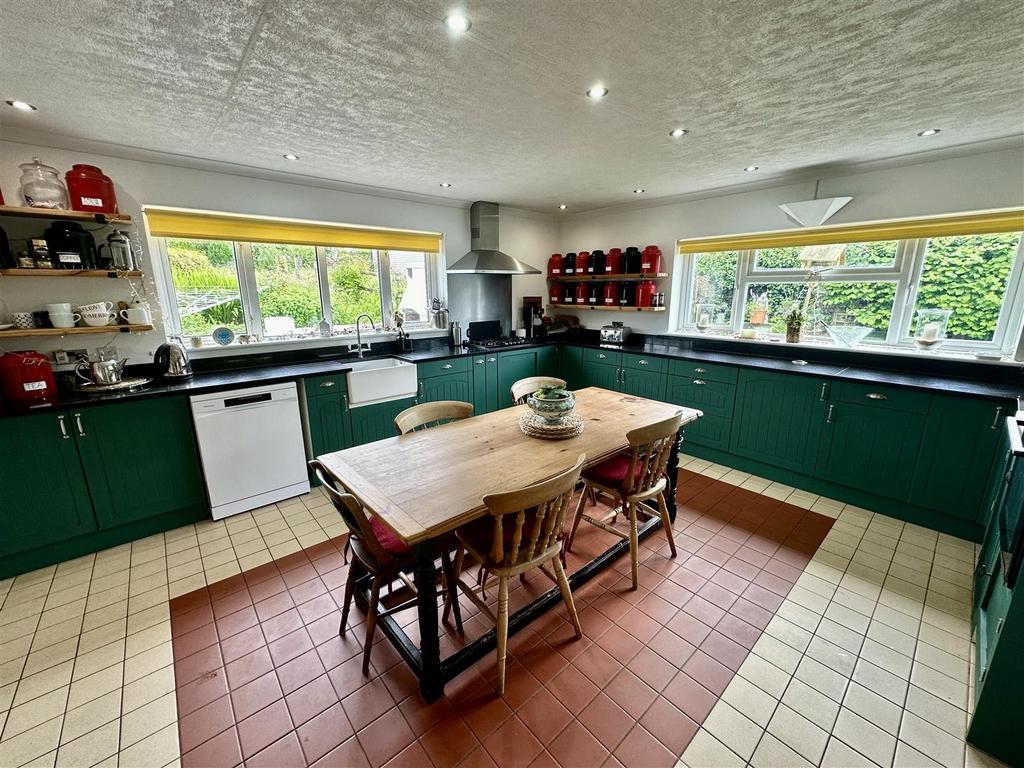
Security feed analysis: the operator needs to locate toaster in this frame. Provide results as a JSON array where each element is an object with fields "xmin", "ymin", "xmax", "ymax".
[{"xmin": 600, "ymin": 322, "xmax": 632, "ymax": 345}]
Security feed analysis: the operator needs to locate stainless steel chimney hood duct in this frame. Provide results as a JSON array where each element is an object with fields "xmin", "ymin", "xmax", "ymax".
[{"xmin": 447, "ymin": 201, "xmax": 541, "ymax": 274}]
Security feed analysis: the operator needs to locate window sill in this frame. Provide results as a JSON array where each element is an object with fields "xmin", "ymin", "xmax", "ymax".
[
  {"xmin": 665, "ymin": 330, "xmax": 1023, "ymax": 367},
  {"xmin": 185, "ymin": 327, "xmax": 445, "ymax": 358}
]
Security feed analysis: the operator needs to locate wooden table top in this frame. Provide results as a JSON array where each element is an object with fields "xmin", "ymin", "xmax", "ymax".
[{"xmin": 317, "ymin": 387, "xmax": 702, "ymax": 546}]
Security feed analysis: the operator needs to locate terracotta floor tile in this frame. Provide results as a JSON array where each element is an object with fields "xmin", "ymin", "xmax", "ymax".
[
  {"xmin": 290, "ymin": 576, "xmax": 329, "ymax": 606},
  {"xmin": 666, "ymin": 610, "xmax": 713, "ymax": 647},
  {"xmin": 547, "ymin": 719, "xmax": 611, "ymax": 768},
  {"xmin": 594, "ymin": 625, "xmax": 643, "ymax": 664},
  {"xmin": 177, "ymin": 693, "xmax": 236, "ymax": 754},
  {"xmin": 576, "ymin": 692, "xmax": 634, "ymax": 752},
  {"xmin": 249, "ymin": 573, "xmax": 288, "ymax": 603},
  {"xmin": 546, "ymin": 665, "xmax": 600, "ymax": 715},
  {"xmin": 741, "ymin": 582, "xmax": 785, "ymax": 612},
  {"xmin": 662, "ymin": 671, "xmax": 717, "ymax": 724},
  {"xmin": 278, "ymin": 647, "xmax": 327, "ymax": 695},
  {"xmin": 297, "ymin": 592, "xmax": 338, "ymax": 625},
  {"xmin": 171, "ymin": 586, "xmax": 211, "ymax": 614},
  {"xmin": 247, "ymin": 731, "xmax": 306, "ymax": 768},
  {"xmin": 721, "ymin": 556, "xmax": 760, "ymax": 581},
  {"xmin": 516, "ymin": 688, "xmax": 573, "ymax": 745},
  {"xmin": 697, "ymin": 580, "xmax": 739, "ymax": 610},
  {"xmin": 604, "ymin": 668, "xmax": 658, "ymax": 720},
  {"xmin": 312, "ymin": 735, "xmax": 370, "ymax": 768},
  {"xmin": 175, "ymin": 642, "xmax": 224, "ymax": 686},
  {"xmin": 456, "ymin": 745, "xmax": 500, "ymax": 768},
  {"xmin": 212, "ymin": 587, "xmax": 254, "ymax": 620},
  {"xmin": 296, "ymin": 702, "xmax": 354, "ymax": 764},
  {"xmin": 613, "ymin": 723, "xmax": 676, "ymax": 768},
  {"xmin": 753, "ymin": 569, "xmax": 795, "ymax": 597},
  {"xmin": 518, "ymin": 642, "xmax": 569, "ymax": 684},
  {"xmin": 617, "ymin": 608, "xmax": 660, "ymax": 644},
  {"xmin": 254, "ymin": 590, "xmax": 296, "ymax": 622},
  {"xmin": 729, "ymin": 596, "xmax": 774, "ymax": 630},
  {"xmin": 177, "ymin": 665, "xmax": 230, "ymax": 717},
  {"xmin": 269, "ymin": 627, "xmax": 315, "ymax": 667},
  {"xmin": 716, "ymin": 613, "xmax": 762, "ymax": 650},
  {"xmin": 225, "ymin": 645, "xmax": 273, "ymax": 690},
  {"xmin": 210, "ymin": 573, "xmax": 249, "ymax": 600},
  {"xmin": 681, "ymin": 594, "xmax": 726, "ymax": 627},
  {"xmin": 700, "ymin": 630, "xmax": 749, "ymax": 672},
  {"xmin": 216, "ymin": 603, "xmax": 260, "ymax": 640},
  {"xmin": 357, "ymin": 706, "xmax": 415, "ymax": 767},
  {"xmin": 681, "ymin": 650, "xmax": 733, "ymax": 696},
  {"xmin": 286, "ymin": 673, "xmax": 341, "ymax": 728},
  {"xmin": 181, "ymin": 725, "xmax": 242, "ymax": 768},
  {"xmin": 639, "ymin": 696, "xmax": 699, "ymax": 755},
  {"xmin": 283, "ymin": 562, "xmax": 320, "ymax": 589},
  {"xmin": 635, "ymin": 592, "xmax": 677, "ymax": 625},
  {"xmin": 342, "ymin": 678, "xmax": 395, "ymax": 731},
  {"xmin": 573, "ymin": 645, "xmax": 622, "ymax": 688},
  {"xmin": 238, "ymin": 697, "xmax": 294, "ymax": 759},
  {"xmin": 458, "ymin": 687, "xmax": 514, "ymax": 740},
  {"xmin": 399, "ymin": 692, "xmax": 456, "ymax": 736},
  {"xmin": 628, "ymin": 645, "xmax": 680, "ymax": 692},
  {"xmin": 230, "ymin": 669, "xmax": 284, "ymax": 721},
  {"xmin": 482, "ymin": 715, "xmax": 544, "ymax": 768},
  {"xmin": 386, "ymin": 740, "xmax": 436, "ymax": 768},
  {"xmin": 220, "ymin": 624, "xmax": 267, "ymax": 664},
  {"xmin": 174, "ymin": 602, "xmax": 215, "ymax": 636},
  {"xmin": 173, "ymin": 621, "xmax": 220, "ymax": 661},
  {"xmin": 420, "ymin": 712, "xmax": 479, "ymax": 765}
]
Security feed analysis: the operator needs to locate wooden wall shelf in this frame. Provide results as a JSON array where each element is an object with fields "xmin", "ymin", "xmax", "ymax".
[
  {"xmin": 0, "ymin": 324, "xmax": 153, "ymax": 339},
  {"xmin": 548, "ymin": 273, "xmax": 668, "ymax": 282},
  {"xmin": 549, "ymin": 305, "xmax": 665, "ymax": 312},
  {"xmin": 0, "ymin": 269, "xmax": 143, "ymax": 278},
  {"xmin": 0, "ymin": 205, "xmax": 132, "ymax": 225}
]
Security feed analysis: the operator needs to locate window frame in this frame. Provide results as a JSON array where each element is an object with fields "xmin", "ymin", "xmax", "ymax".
[
  {"xmin": 674, "ymin": 234, "xmax": 1024, "ymax": 355},
  {"xmin": 156, "ymin": 237, "xmax": 442, "ymax": 341}
]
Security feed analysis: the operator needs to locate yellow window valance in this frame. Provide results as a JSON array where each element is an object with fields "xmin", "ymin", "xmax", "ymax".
[
  {"xmin": 144, "ymin": 206, "xmax": 442, "ymax": 253},
  {"xmin": 677, "ymin": 208, "xmax": 1024, "ymax": 254}
]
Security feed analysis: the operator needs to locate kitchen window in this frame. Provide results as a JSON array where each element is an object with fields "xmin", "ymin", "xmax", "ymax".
[
  {"xmin": 147, "ymin": 207, "xmax": 443, "ymax": 344},
  {"xmin": 676, "ymin": 220, "xmax": 1024, "ymax": 356}
]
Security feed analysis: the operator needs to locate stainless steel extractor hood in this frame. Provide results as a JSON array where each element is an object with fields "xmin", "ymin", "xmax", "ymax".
[{"xmin": 447, "ymin": 201, "xmax": 541, "ymax": 274}]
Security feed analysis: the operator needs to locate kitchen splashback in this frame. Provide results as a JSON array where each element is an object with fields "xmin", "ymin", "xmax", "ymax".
[{"xmin": 447, "ymin": 273, "xmax": 512, "ymax": 337}]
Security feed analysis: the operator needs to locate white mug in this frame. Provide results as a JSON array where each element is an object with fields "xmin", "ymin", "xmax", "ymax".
[
  {"xmin": 80, "ymin": 311, "xmax": 115, "ymax": 327},
  {"xmin": 45, "ymin": 303, "xmax": 72, "ymax": 315},
  {"xmin": 77, "ymin": 301, "xmax": 114, "ymax": 314},
  {"xmin": 48, "ymin": 312, "xmax": 81, "ymax": 329},
  {"xmin": 119, "ymin": 307, "xmax": 151, "ymax": 325}
]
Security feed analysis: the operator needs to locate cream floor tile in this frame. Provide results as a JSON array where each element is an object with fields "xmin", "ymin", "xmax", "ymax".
[
  {"xmin": 0, "ymin": 714, "xmax": 63, "ymax": 767},
  {"xmin": 54, "ymin": 719, "xmax": 119, "ymax": 768},
  {"xmin": 117, "ymin": 723, "xmax": 178, "ymax": 768},
  {"xmin": 680, "ymin": 727, "xmax": 746, "ymax": 768},
  {"xmin": 910, "ymin": 661, "xmax": 968, "ymax": 708},
  {"xmin": 72, "ymin": 640, "xmax": 124, "ymax": 683},
  {"xmin": 821, "ymin": 736, "xmax": 877, "ymax": 767},
  {"xmin": 739, "ymin": 654, "xmax": 791, "ymax": 700},
  {"xmin": 59, "ymin": 690, "xmax": 121, "ymax": 745},
  {"xmin": 832, "ymin": 708, "xmax": 896, "ymax": 768},
  {"xmin": 894, "ymin": 739, "xmax": 943, "ymax": 767},
  {"xmin": 750, "ymin": 732, "xmax": 814, "ymax": 768},
  {"xmin": 899, "ymin": 712, "xmax": 966, "ymax": 767},
  {"xmin": 915, "ymin": 641, "xmax": 970, "ymax": 682},
  {"xmin": 121, "ymin": 666, "xmax": 174, "ymax": 716},
  {"xmin": 842, "ymin": 680, "xmax": 902, "ymax": 736},
  {"xmin": 794, "ymin": 656, "xmax": 849, "ymax": 704},
  {"xmin": 905, "ymin": 685, "xmax": 966, "ymax": 739},
  {"xmin": 81, "ymin": 602, "xmax": 128, "ymax": 636},
  {"xmin": 702, "ymin": 702, "xmax": 763, "ymax": 762},
  {"xmin": 203, "ymin": 562, "xmax": 241, "ymax": 585},
  {"xmin": 781, "ymin": 678, "xmax": 840, "ymax": 732},
  {"xmin": 119, "ymin": 692, "xmax": 176, "ymax": 750},
  {"xmin": 123, "ymin": 642, "xmax": 172, "ymax": 686},
  {"xmin": 12, "ymin": 662, "xmax": 74, "ymax": 708},
  {"xmin": 66, "ymin": 663, "xmax": 123, "ymax": 712},
  {"xmin": 126, "ymin": 605, "xmax": 169, "ymax": 637},
  {"xmin": 720, "ymin": 675, "xmax": 777, "ymax": 729},
  {"xmin": 2, "ymin": 687, "xmax": 69, "ymax": 740},
  {"xmin": 168, "ymin": 574, "xmax": 206, "ymax": 599},
  {"xmin": 127, "ymin": 585, "xmax": 168, "ymax": 616},
  {"xmin": 766, "ymin": 703, "xmax": 829, "ymax": 765},
  {"xmin": 123, "ymin": 623, "xmax": 169, "ymax": 661}
]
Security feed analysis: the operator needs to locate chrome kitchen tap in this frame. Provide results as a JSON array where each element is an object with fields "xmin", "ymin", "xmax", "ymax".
[{"xmin": 354, "ymin": 313, "xmax": 376, "ymax": 358}]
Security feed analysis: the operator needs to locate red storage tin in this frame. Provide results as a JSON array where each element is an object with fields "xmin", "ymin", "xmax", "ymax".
[
  {"xmin": 549, "ymin": 282, "xmax": 562, "ymax": 304},
  {"xmin": 605, "ymin": 248, "xmax": 622, "ymax": 274},
  {"xmin": 574, "ymin": 284, "xmax": 589, "ymax": 304},
  {"xmin": 636, "ymin": 280, "xmax": 657, "ymax": 307},
  {"xmin": 65, "ymin": 164, "xmax": 118, "ymax": 214},
  {"xmin": 603, "ymin": 282, "xmax": 620, "ymax": 306},
  {"xmin": 575, "ymin": 252, "xmax": 589, "ymax": 277},
  {"xmin": 547, "ymin": 253, "xmax": 564, "ymax": 277},
  {"xmin": 0, "ymin": 351, "xmax": 58, "ymax": 412},
  {"xmin": 641, "ymin": 245, "xmax": 662, "ymax": 274}
]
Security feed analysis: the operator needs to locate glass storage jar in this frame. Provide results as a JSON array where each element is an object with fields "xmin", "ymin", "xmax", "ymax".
[{"xmin": 19, "ymin": 158, "xmax": 69, "ymax": 209}]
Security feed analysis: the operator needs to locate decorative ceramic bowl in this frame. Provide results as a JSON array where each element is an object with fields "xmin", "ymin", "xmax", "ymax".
[{"xmin": 526, "ymin": 388, "xmax": 575, "ymax": 424}]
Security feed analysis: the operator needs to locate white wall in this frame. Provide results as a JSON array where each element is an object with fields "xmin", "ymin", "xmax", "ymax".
[
  {"xmin": 0, "ymin": 138, "xmax": 478, "ymax": 364},
  {"xmin": 498, "ymin": 210, "xmax": 559, "ymax": 331},
  {"xmin": 557, "ymin": 145, "xmax": 1024, "ymax": 333}
]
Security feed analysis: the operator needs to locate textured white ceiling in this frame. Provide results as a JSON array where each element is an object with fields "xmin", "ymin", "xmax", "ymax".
[{"xmin": 1, "ymin": 0, "xmax": 1022, "ymax": 212}]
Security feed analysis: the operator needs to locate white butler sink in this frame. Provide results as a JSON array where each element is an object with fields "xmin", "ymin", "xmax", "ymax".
[{"xmin": 345, "ymin": 358, "xmax": 418, "ymax": 407}]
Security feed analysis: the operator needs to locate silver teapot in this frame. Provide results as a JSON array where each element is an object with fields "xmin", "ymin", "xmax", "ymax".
[{"xmin": 76, "ymin": 357, "xmax": 128, "ymax": 386}]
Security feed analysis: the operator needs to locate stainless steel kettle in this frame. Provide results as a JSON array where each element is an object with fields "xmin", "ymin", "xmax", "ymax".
[{"xmin": 154, "ymin": 338, "xmax": 193, "ymax": 379}]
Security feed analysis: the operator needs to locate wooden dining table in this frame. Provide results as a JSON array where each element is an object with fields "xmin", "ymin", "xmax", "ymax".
[{"xmin": 317, "ymin": 386, "xmax": 702, "ymax": 700}]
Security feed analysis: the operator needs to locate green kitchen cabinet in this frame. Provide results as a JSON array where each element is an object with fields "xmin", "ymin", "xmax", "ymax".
[
  {"xmin": 496, "ymin": 348, "xmax": 539, "ymax": 409},
  {"xmin": 75, "ymin": 397, "xmax": 206, "ymax": 529},
  {"xmin": 582, "ymin": 358, "xmax": 621, "ymax": 390},
  {"xmin": 909, "ymin": 395, "xmax": 1008, "ymax": 521},
  {"xmin": 0, "ymin": 411, "xmax": 97, "ymax": 557},
  {"xmin": 471, "ymin": 354, "xmax": 496, "ymax": 414},
  {"xmin": 667, "ymin": 375, "xmax": 736, "ymax": 451},
  {"xmin": 619, "ymin": 365, "xmax": 667, "ymax": 400},
  {"xmin": 537, "ymin": 345, "xmax": 558, "ymax": 378},
  {"xmin": 350, "ymin": 396, "xmax": 418, "ymax": 444},
  {"xmin": 556, "ymin": 344, "xmax": 584, "ymax": 390},
  {"xmin": 815, "ymin": 400, "xmax": 925, "ymax": 500},
  {"xmin": 729, "ymin": 369, "xmax": 827, "ymax": 475},
  {"xmin": 418, "ymin": 358, "xmax": 474, "ymax": 404},
  {"xmin": 306, "ymin": 386, "xmax": 354, "ymax": 457}
]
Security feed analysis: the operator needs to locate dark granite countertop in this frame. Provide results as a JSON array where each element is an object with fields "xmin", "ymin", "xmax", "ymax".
[{"xmin": 7, "ymin": 335, "xmax": 1022, "ymax": 417}]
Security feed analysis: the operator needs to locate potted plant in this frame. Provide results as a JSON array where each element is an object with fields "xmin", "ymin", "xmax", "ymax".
[
  {"xmin": 527, "ymin": 385, "xmax": 576, "ymax": 424},
  {"xmin": 784, "ymin": 306, "xmax": 805, "ymax": 343},
  {"xmin": 748, "ymin": 292, "xmax": 769, "ymax": 325}
]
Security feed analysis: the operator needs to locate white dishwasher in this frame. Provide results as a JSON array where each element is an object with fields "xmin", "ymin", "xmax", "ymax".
[{"xmin": 190, "ymin": 381, "xmax": 310, "ymax": 520}]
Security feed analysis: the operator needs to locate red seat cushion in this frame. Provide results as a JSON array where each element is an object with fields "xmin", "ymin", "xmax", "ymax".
[
  {"xmin": 369, "ymin": 515, "xmax": 411, "ymax": 554},
  {"xmin": 582, "ymin": 453, "xmax": 640, "ymax": 488}
]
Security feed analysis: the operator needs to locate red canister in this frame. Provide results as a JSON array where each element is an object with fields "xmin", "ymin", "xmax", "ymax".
[
  {"xmin": 575, "ymin": 252, "xmax": 589, "ymax": 277},
  {"xmin": 641, "ymin": 245, "xmax": 662, "ymax": 274},
  {"xmin": 549, "ymin": 282, "xmax": 562, "ymax": 304},
  {"xmin": 603, "ymin": 282, "xmax": 620, "ymax": 306},
  {"xmin": 547, "ymin": 253, "xmax": 564, "ymax": 277},
  {"xmin": 65, "ymin": 164, "xmax": 118, "ymax": 213},
  {"xmin": 574, "ymin": 283, "xmax": 589, "ymax": 305},
  {"xmin": 0, "ymin": 351, "xmax": 59, "ymax": 412},
  {"xmin": 605, "ymin": 248, "xmax": 622, "ymax": 274},
  {"xmin": 636, "ymin": 280, "xmax": 657, "ymax": 307}
]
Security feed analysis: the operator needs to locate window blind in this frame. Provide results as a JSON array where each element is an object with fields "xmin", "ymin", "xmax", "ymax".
[
  {"xmin": 677, "ymin": 207, "xmax": 1024, "ymax": 254},
  {"xmin": 144, "ymin": 206, "xmax": 442, "ymax": 253}
]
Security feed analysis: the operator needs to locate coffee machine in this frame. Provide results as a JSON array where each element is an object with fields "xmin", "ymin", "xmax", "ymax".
[{"xmin": 522, "ymin": 296, "xmax": 545, "ymax": 340}]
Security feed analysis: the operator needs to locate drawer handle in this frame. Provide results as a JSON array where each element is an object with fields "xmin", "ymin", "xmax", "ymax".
[
  {"xmin": 319, "ymin": 380, "xmax": 335, "ymax": 388},
  {"xmin": 991, "ymin": 406, "xmax": 1004, "ymax": 429},
  {"xmin": 476, "ymin": 359, "xmax": 485, "ymax": 365},
  {"xmin": 487, "ymin": 357, "xmax": 497, "ymax": 363},
  {"xmin": 638, "ymin": 360, "xmax": 649, "ymax": 366},
  {"xmin": 57, "ymin": 415, "xmax": 70, "ymax": 440},
  {"xmin": 865, "ymin": 392, "xmax": 887, "ymax": 400},
  {"xmin": 819, "ymin": 382, "xmax": 828, "ymax": 401},
  {"xmin": 694, "ymin": 367, "xmax": 707, "ymax": 374},
  {"xmin": 442, "ymin": 363, "xmax": 453, "ymax": 369},
  {"xmin": 74, "ymin": 413, "xmax": 86, "ymax": 437},
  {"xmin": 692, "ymin": 379, "xmax": 706, "ymax": 385},
  {"xmin": 826, "ymin": 404, "xmax": 835, "ymax": 424},
  {"xmin": 598, "ymin": 353, "xmax": 607, "ymax": 359}
]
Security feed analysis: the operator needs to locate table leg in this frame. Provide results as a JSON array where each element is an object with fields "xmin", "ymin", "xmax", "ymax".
[
  {"xmin": 413, "ymin": 538, "xmax": 443, "ymax": 701},
  {"xmin": 665, "ymin": 429, "xmax": 682, "ymax": 522}
]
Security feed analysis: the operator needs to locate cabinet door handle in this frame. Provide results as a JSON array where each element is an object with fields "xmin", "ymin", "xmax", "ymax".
[
  {"xmin": 638, "ymin": 360, "xmax": 649, "ymax": 366},
  {"xmin": 487, "ymin": 357, "xmax": 497, "ymax": 363},
  {"xmin": 319, "ymin": 380, "xmax": 335, "ymax": 388},
  {"xmin": 694, "ymin": 367, "xmax": 707, "ymax": 374},
  {"xmin": 74, "ymin": 413, "xmax": 86, "ymax": 437},
  {"xmin": 865, "ymin": 392, "xmax": 887, "ymax": 400},
  {"xmin": 475, "ymin": 359, "xmax": 485, "ymax": 365},
  {"xmin": 991, "ymin": 405, "xmax": 1004, "ymax": 429},
  {"xmin": 418, "ymin": 382, "xmax": 424, "ymax": 398},
  {"xmin": 442, "ymin": 363, "xmax": 453, "ymax": 370},
  {"xmin": 57, "ymin": 415, "xmax": 70, "ymax": 440},
  {"xmin": 341, "ymin": 393, "xmax": 348, "ymax": 410},
  {"xmin": 692, "ymin": 379, "xmax": 706, "ymax": 385},
  {"xmin": 598, "ymin": 353, "xmax": 607, "ymax": 359},
  {"xmin": 825, "ymin": 404, "xmax": 835, "ymax": 424},
  {"xmin": 819, "ymin": 382, "xmax": 829, "ymax": 401}
]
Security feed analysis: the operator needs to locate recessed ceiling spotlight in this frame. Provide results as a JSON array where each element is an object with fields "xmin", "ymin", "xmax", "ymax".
[
  {"xmin": 282, "ymin": 153, "xmax": 299, "ymax": 160},
  {"xmin": 917, "ymin": 128, "xmax": 940, "ymax": 137},
  {"xmin": 445, "ymin": 13, "xmax": 471, "ymax": 32},
  {"xmin": 668, "ymin": 128, "xmax": 688, "ymax": 138},
  {"xmin": 439, "ymin": 182, "xmax": 452, "ymax": 188},
  {"xmin": 633, "ymin": 189, "xmax": 645, "ymax": 194},
  {"xmin": 586, "ymin": 85, "xmax": 608, "ymax": 100},
  {"xmin": 5, "ymin": 100, "xmax": 36, "ymax": 112},
  {"xmin": 558, "ymin": 204, "xmax": 567, "ymax": 210},
  {"xmin": 743, "ymin": 165, "xmax": 759, "ymax": 172}
]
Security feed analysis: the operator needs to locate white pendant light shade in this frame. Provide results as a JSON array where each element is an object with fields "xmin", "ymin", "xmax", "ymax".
[{"xmin": 778, "ymin": 196, "xmax": 853, "ymax": 227}]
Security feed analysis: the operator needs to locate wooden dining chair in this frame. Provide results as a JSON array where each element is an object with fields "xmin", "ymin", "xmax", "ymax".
[
  {"xmin": 446, "ymin": 455, "xmax": 586, "ymax": 695},
  {"xmin": 565, "ymin": 412, "xmax": 682, "ymax": 590},
  {"xmin": 510, "ymin": 376, "xmax": 567, "ymax": 405},
  {"xmin": 395, "ymin": 400, "xmax": 473, "ymax": 434},
  {"xmin": 309, "ymin": 460, "xmax": 463, "ymax": 673}
]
